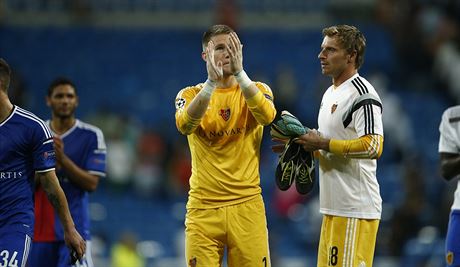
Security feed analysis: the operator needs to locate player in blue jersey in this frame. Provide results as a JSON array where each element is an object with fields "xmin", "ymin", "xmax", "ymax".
[
  {"xmin": 29, "ymin": 78, "xmax": 106, "ymax": 267},
  {"xmin": 0, "ymin": 59, "xmax": 85, "ymax": 266}
]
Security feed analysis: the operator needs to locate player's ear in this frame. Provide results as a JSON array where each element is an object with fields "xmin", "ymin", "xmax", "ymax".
[
  {"xmin": 45, "ymin": 96, "xmax": 51, "ymax": 107},
  {"xmin": 201, "ymin": 51, "xmax": 207, "ymax": 62},
  {"xmin": 75, "ymin": 96, "xmax": 79, "ymax": 107},
  {"xmin": 348, "ymin": 51, "xmax": 357, "ymax": 64}
]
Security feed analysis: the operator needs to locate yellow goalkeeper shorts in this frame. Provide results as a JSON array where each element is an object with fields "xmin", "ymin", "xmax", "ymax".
[
  {"xmin": 317, "ymin": 215, "xmax": 379, "ymax": 267},
  {"xmin": 185, "ymin": 195, "xmax": 271, "ymax": 267}
]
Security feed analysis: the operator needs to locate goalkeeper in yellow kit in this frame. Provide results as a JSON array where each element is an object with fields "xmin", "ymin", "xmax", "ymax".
[{"xmin": 175, "ymin": 24, "xmax": 276, "ymax": 267}]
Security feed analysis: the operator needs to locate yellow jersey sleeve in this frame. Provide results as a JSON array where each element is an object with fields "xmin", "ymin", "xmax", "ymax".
[
  {"xmin": 175, "ymin": 84, "xmax": 202, "ymax": 135},
  {"xmin": 246, "ymin": 82, "xmax": 276, "ymax": 126},
  {"xmin": 329, "ymin": 134, "xmax": 384, "ymax": 159}
]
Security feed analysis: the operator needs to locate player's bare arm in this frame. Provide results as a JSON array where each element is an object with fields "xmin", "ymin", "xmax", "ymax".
[
  {"xmin": 227, "ymin": 32, "xmax": 259, "ymax": 99},
  {"xmin": 37, "ymin": 171, "xmax": 86, "ymax": 259},
  {"xmin": 53, "ymin": 136, "xmax": 99, "ymax": 191},
  {"xmin": 440, "ymin": 152, "xmax": 460, "ymax": 180}
]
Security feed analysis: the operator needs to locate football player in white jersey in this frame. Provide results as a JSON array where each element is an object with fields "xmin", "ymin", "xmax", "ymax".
[
  {"xmin": 439, "ymin": 105, "xmax": 460, "ymax": 267},
  {"xmin": 295, "ymin": 25, "xmax": 384, "ymax": 267}
]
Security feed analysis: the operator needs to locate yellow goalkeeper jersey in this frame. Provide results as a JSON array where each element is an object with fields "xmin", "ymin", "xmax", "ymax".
[{"xmin": 175, "ymin": 82, "xmax": 276, "ymax": 209}]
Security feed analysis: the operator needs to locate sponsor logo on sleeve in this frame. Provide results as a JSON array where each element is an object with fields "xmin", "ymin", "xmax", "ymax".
[{"xmin": 43, "ymin": 150, "xmax": 56, "ymax": 159}]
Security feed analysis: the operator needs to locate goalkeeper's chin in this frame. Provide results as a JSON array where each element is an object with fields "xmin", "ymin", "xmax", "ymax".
[{"xmin": 222, "ymin": 66, "xmax": 234, "ymax": 77}]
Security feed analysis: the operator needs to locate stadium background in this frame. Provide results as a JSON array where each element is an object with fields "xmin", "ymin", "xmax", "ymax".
[{"xmin": 2, "ymin": 0, "xmax": 460, "ymax": 266}]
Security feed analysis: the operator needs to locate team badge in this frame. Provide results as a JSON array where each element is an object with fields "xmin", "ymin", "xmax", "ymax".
[
  {"xmin": 189, "ymin": 257, "xmax": 197, "ymax": 267},
  {"xmin": 175, "ymin": 98, "xmax": 186, "ymax": 110},
  {"xmin": 331, "ymin": 104, "xmax": 338, "ymax": 114},
  {"xmin": 219, "ymin": 108, "xmax": 231, "ymax": 121},
  {"xmin": 447, "ymin": 251, "xmax": 454, "ymax": 265}
]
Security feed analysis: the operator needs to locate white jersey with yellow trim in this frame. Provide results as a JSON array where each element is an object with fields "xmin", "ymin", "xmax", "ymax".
[{"xmin": 317, "ymin": 73, "xmax": 384, "ymax": 219}]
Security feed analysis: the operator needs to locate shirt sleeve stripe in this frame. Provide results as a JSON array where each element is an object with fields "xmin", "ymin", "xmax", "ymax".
[
  {"xmin": 343, "ymin": 99, "xmax": 382, "ymax": 128},
  {"xmin": 79, "ymin": 121, "xmax": 107, "ymax": 150},
  {"xmin": 88, "ymin": 170, "xmax": 106, "ymax": 177},
  {"xmin": 16, "ymin": 107, "xmax": 53, "ymax": 138},
  {"xmin": 356, "ymin": 77, "xmax": 369, "ymax": 94},
  {"xmin": 35, "ymin": 167, "xmax": 55, "ymax": 173},
  {"xmin": 43, "ymin": 138, "xmax": 53, "ymax": 145},
  {"xmin": 370, "ymin": 104, "xmax": 375, "ymax": 134},
  {"xmin": 351, "ymin": 79, "xmax": 364, "ymax": 95},
  {"xmin": 365, "ymin": 105, "xmax": 370, "ymax": 135}
]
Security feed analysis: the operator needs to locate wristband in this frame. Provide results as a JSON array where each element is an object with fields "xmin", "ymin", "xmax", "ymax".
[
  {"xmin": 234, "ymin": 70, "xmax": 253, "ymax": 89},
  {"xmin": 200, "ymin": 79, "xmax": 216, "ymax": 99}
]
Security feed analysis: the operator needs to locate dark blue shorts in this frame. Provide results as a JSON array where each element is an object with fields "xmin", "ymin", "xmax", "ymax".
[
  {"xmin": 446, "ymin": 210, "xmax": 460, "ymax": 266},
  {"xmin": 0, "ymin": 229, "xmax": 32, "ymax": 267},
  {"xmin": 30, "ymin": 241, "xmax": 92, "ymax": 267}
]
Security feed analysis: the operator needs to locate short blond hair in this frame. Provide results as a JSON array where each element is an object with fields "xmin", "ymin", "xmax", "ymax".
[
  {"xmin": 322, "ymin": 25, "xmax": 366, "ymax": 69},
  {"xmin": 202, "ymin": 24, "xmax": 235, "ymax": 50}
]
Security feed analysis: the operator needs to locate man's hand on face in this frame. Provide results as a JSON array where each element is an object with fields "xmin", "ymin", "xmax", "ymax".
[
  {"xmin": 206, "ymin": 40, "xmax": 223, "ymax": 81},
  {"xmin": 227, "ymin": 32, "xmax": 243, "ymax": 75}
]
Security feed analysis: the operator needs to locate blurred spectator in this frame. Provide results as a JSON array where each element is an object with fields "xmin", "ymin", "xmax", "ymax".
[
  {"xmin": 88, "ymin": 110, "xmax": 140, "ymax": 190},
  {"xmin": 375, "ymin": 0, "xmax": 434, "ymax": 90},
  {"xmin": 272, "ymin": 186, "xmax": 306, "ymax": 219},
  {"xmin": 111, "ymin": 232, "xmax": 145, "ymax": 267},
  {"xmin": 388, "ymin": 159, "xmax": 428, "ymax": 256},
  {"xmin": 167, "ymin": 139, "xmax": 191, "ymax": 199},
  {"xmin": 215, "ymin": 0, "xmax": 239, "ymax": 30},
  {"xmin": 431, "ymin": 11, "xmax": 460, "ymax": 103},
  {"xmin": 105, "ymin": 136, "xmax": 134, "ymax": 188},
  {"xmin": 132, "ymin": 129, "xmax": 166, "ymax": 197},
  {"xmin": 368, "ymin": 72, "xmax": 415, "ymax": 161},
  {"xmin": 274, "ymin": 65, "xmax": 299, "ymax": 116}
]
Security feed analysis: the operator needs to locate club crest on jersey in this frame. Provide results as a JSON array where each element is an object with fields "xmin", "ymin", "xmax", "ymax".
[
  {"xmin": 219, "ymin": 108, "xmax": 231, "ymax": 121},
  {"xmin": 447, "ymin": 251, "xmax": 454, "ymax": 265},
  {"xmin": 188, "ymin": 257, "xmax": 197, "ymax": 267},
  {"xmin": 331, "ymin": 104, "xmax": 338, "ymax": 114}
]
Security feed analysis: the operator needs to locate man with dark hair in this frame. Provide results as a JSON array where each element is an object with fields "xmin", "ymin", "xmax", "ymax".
[
  {"xmin": 29, "ymin": 77, "xmax": 106, "ymax": 267},
  {"xmin": 0, "ymin": 59, "xmax": 85, "ymax": 266},
  {"xmin": 293, "ymin": 25, "xmax": 384, "ymax": 266},
  {"xmin": 175, "ymin": 24, "xmax": 276, "ymax": 267}
]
